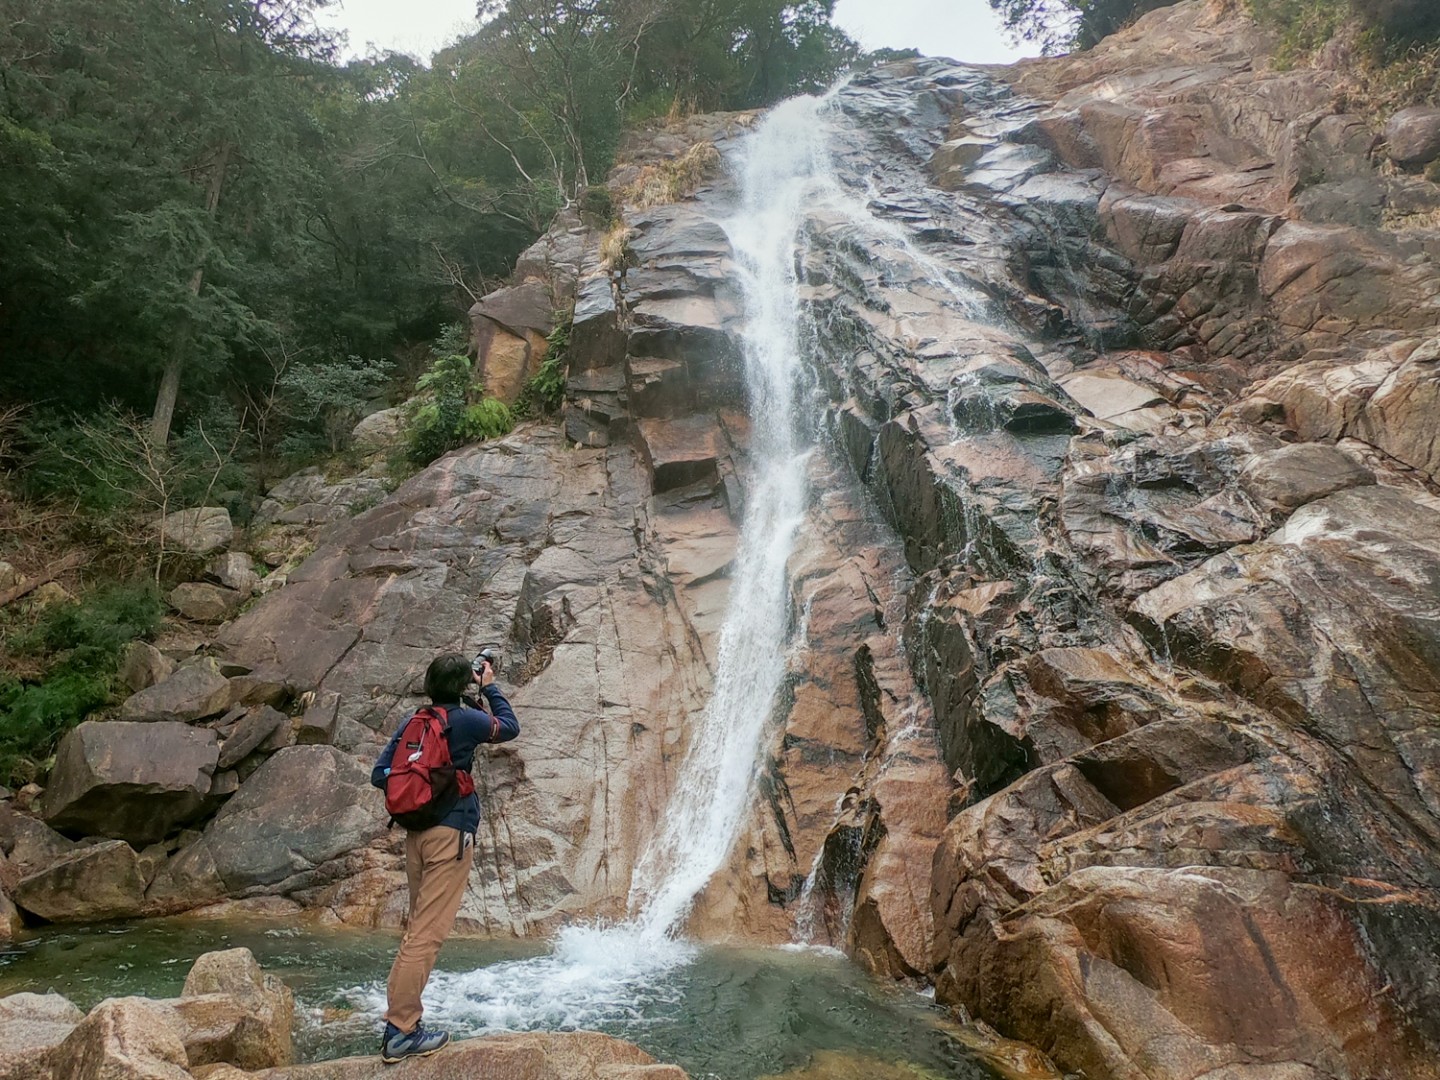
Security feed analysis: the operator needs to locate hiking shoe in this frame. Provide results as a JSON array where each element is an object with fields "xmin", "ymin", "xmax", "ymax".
[{"xmin": 380, "ymin": 1021, "xmax": 450, "ymax": 1064}]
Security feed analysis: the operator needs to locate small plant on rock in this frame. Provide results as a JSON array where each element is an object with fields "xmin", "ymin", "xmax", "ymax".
[
  {"xmin": 404, "ymin": 327, "xmax": 515, "ymax": 465},
  {"xmin": 514, "ymin": 318, "xmax": 571, "ymax": 420},
  {"xmin": 625, "ymin": 141, "xmax": 721, "ymax": 208}
]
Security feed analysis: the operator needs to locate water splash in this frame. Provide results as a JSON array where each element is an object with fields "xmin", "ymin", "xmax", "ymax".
[{"xmin": 346, "ymin": 924, "xmax": 697, "ymax": 1034}]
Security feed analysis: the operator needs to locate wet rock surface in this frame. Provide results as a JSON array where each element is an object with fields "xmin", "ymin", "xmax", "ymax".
[{"xmin": 768, "ymin": 4, "xmax": 1440, "ymax": 1075}]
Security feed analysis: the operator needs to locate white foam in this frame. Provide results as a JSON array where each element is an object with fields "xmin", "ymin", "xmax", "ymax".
[{"xmin": 344, "ymin": 924, "xmax": 697, "ymax": 1034}]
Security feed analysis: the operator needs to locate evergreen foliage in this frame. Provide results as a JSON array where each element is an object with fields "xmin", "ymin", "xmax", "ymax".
[
  {"xmin": 0, "ymin": 0, "xmax": 859, "ymax": 472},
  {"xmin": 19, "ymin": 406, "xmax": 251, "ymax": 520},
  {"xmin": 0, "ymin": 582, "xmax": 166, "ymax": 786},
  {"xmin": 405, "ymin": 330, "xmax": 515, "ymax": 465},
  {"xmin": 277, "ymin": 355, "xmax": 394, "ymax": 455},
  {"xmin": 990, "ymin": 0, "xmax": 1439, "ymax": 54}
]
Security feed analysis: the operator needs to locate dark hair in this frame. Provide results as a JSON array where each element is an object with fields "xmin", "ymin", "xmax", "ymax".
[{"xmin": 423, "ymin": 653, "xmax": 473, "ymax": 703}]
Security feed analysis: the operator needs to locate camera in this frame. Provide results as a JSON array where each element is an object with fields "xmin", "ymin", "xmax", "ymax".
[{"xmin": 472, "ymin": 645, "xmax": 501, "ymax": 677}]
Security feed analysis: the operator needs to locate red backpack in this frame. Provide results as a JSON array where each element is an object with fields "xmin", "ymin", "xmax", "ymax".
[{"xmin": 384, "ymin": 706, "xmax": 476, "ymax": 830}]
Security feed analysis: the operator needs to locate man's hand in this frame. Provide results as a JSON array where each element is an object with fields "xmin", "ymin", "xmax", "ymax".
[{"xmin": 477, "ymin": 661, "xmax": 496, "ymax": 689}]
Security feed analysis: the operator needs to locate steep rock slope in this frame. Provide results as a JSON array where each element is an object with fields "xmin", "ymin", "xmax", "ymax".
[
  {"xmin": 125, "ymin": 108, "xmax": 948, "ymax": 975},
  {"xmin": 743, "ymin": 3, "xmax": 1440, "ymax": 1078}
]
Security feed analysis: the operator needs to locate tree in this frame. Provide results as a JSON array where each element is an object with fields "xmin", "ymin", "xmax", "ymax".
[
  {"xmin": 986, "ymin": 0, "xmax": 1175, "ymax": 54},
  {"xmin": 0, "ymin": 0, "xmax": 861, "ymax": 504},
  {"xmin": 278, "ymin": 354, "xmax": 394, "ymax": 454},
  {"xmin": 471, "ymin": 0, "xmax": 658, "ymax": 195},
  {"xmin": 0, "ymin": 0, "xmax": 339, "ymax": 441},
  {"xmin": 140, "ymin": 0, "xmax": 339, "ymax": 445}
]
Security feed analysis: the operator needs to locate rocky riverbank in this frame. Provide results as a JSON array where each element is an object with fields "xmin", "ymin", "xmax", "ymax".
[{"xmin": 0, "ymin": 946, "xmax": 682, "ymax": 1080}]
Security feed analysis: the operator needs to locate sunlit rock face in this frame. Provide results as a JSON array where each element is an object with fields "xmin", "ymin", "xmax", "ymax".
[{"xmin": 117, "ymin": 0, "xmax": 1440, "ymax": 1074}]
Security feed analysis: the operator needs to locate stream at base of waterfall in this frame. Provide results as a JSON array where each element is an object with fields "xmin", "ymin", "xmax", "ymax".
[{"xmin": 0, "ymin": 917, "xmax": 1000, "ymax": 1079}]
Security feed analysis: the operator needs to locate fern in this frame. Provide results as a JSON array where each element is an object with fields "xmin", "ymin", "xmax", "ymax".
[
  {"xmin": 460, "ymin": 399, "xmax": 514, "ymax": 440},
  {"xmin": 514, "ymin": 317, "xmax": 571, "ymax": 419}
]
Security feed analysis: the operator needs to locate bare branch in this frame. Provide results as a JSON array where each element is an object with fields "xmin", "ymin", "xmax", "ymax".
[{"xmin": 431, "ymin": 243, "xmax": 484, "ymax": 305}]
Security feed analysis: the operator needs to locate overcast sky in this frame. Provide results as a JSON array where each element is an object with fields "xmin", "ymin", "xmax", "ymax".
[{"xmin": 316, "ymin": 0, "xmax": 1034, "ymax": 67}]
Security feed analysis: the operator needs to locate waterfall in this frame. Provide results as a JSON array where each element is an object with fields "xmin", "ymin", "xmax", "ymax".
[
  {"xmin": 628, "ymin": 93, "xmax": 828, "ymax": 937},
  {"xmin": 344, "ymin": 82, "xmax": 1006, "ymax": 1037},
  {"xmin": 346, "ymin": 96, "xmax": 837, "ymax": 1031}
]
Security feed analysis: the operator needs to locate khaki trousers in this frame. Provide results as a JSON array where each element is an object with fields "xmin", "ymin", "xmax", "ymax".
[{"xmin": 385, "ymin": 825, "xmax": 474, "ymax": 1032}]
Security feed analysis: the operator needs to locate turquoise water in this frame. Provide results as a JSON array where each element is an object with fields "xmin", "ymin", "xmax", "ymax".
[{"xmin": 0, "ymin": 919, "xmax": 998, "ymax": 1080}]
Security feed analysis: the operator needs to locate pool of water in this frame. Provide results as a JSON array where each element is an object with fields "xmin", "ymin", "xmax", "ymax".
[{"xmin": 0, "ymin": 918, "xmax": 999, "ymax": 1080}]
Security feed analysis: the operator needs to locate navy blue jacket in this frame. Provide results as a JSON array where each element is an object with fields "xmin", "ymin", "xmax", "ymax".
[{"xmin": 371, "ymin": 684, "xmax": 520, "ymax": 835}]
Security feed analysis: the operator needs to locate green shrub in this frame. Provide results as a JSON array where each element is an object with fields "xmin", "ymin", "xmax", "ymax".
[
  {"xmin": 577, "ymin": 185, "xmax": 615, "ymax": 224},
  {"xmin": 404, "ymin": 328, "xmax": 515, "ymax": 465},
  {"xmin": 987, "ymin": 0, "xmax": 1177, "ymax": 55},
  {"xmin": 1349, "ymin": 0, "xmax": 1440, "ymax": 39},
  {"xmin": 460, "ymin": 399, "xmax": 514, "ymax": 441},
  {"xmin": 13, "ymin": 581, "xmax": 166, "ymax": 671},
  {"xmin": 0, "ymin": 672, "xmax": 112, "ymax": 782},
  {"xmin": 405, "ymin": 350, "xmax": 472, "ymax": 464},
  {"xmin": 1248, "ymin": 0, "xmax": 1352, "ymax": 65},
  {"xmin": 18, "ymin": 410, "xmax": 139, "ymax": 511},
  {"xmin": 514, "ymin": 319, "xmax": 571, "ymax": 419},
  {"xmin": 0, "ymin": 581, "xmax": 165, "ymax": 785},
  {"xmin": 18, "ymin": 403, "xmax": 252, "ymax": 518},
  {"xmin": 278, "ymin": 354, "xmax": 394, "ymax": 456}
]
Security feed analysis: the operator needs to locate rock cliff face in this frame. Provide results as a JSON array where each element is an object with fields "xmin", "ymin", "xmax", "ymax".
[
  {"xmin": 14, "ymin": 1, "xmax": 1440, "ymax": 1077},
  {"xmin": 796, "ymin": 3, "xmax": 1440, "ymax": 1077}
]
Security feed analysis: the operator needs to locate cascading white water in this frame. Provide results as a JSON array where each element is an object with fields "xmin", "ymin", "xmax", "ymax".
[{"xmin": 628, "ymin": 93, "xmax": 828, "ymax": 937}]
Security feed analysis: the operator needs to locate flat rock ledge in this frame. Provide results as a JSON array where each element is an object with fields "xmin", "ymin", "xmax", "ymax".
[
  {"xmin": 248, "ymin": 1032, "xmax": 688, "ymax": 1079},
  {"xmin": 0, "ymin": 948, "xmax": 685, "ymax": 1080}
]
